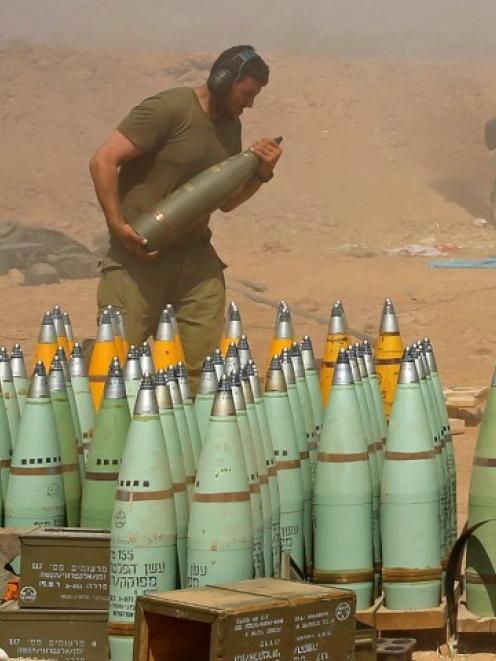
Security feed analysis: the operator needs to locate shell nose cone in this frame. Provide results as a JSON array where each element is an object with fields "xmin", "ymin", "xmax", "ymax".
[
  {"xmin": 225, "ymin": 356, "xmax": 241, "ymax": 378},
  {"xmin": 398, "ymin": 351, "xmax": 419, "ymax": 384},
  {"xmin": 154, "ymin": 369, "xmax": 167, "ymax": 386},
  {"xmin": 11, "ymin": 343, "xmax": 23, "ymax": 358},
  {"xmin": 300, "ymin": 335, "xmax": 316, "ymax": 371},
  {"xmin": 134, "ymin": 373, "xmax": 159, "ymax": 414},
  {"xmin": 290, "ymin": 341, "xmax": 302, "ymax": 357},
  {"xmin": 30, "ymin": 361, "xmax": 50, "ymax": 397},
  {"xmin": 166, "ymin": 371, "xmax": 183, "ymax": 406},
  {"xmin": 10, "ymin": 343, "xmax": 27, "ymax": 378},
  {"xmin": 202, "ymin": 356, "xmax": 215, "ymax": 372},
  {"xmin": 48, "ymin": 355, "xmax": 66, "ymax": 392},
  {"xmin": 52, "ymin": 305, "xmax": 66, "ymax": 334},
  {"xmin": 127, "ymin": 345, "xmax": 141, "ymax": 360},
  {"xmin": 238, "ymin": 335, "xmax": 250, "ymax": 350},
  {"xmin": 212, "ymin": 374, "xmax": 237, "ymax": 416},
  {"xmin": 55, "ymin": 347, "xmax": 70, "ymax": 380},
  {"xmin": 140, "ymin": 373, "xmax": 155, "ymax": 389},
  {"xmin": 229, "ymin": 369, "xmax": 242, "ymax": 388},
  {"xmin": 198, "ymin": 356, "xmax": 219, "ymax": 394},
  {"xmin": 421, "ymin": 338, "xmax": 438, "ymax": 373},
  {"xmin": 141, "ymin": 342, "xmax": 152, "ymax": 356},
  {"xmin": 124, "ymin": 345, "xmax": 142, "ymax": 380},
  {"xmin": 346, "ymin": 348, "xmax": 361, "ymax": 384},
  {"xmin": 39, "ymin": 312, "xmax": 57, "ymax": 342},
  {"xmin": 55, "ymin": 346, "xmax": 67, "ymax": 361},
  {"xmin": 412, "ymin": 347, "xmax": 427, "ymax": 380},
  {"xmin": 290, "ymin": 341, "xmax": 305, "ymax": 378},
  {"xmin": 34, "ymin": 360, "xmax": 46, "ymax": 377},
  {"xmin": 356, "ymin": 352, "xmax": 368, "ymax": 380},
  {"xmin": 175, "ymin": 361, "xmax": 192, "ymax": 400},
  {"xmin": 362, "ymin": 340, "xmax": 372, "ymax": 355},
  {"xmin": 361, "ymin": 342, "xmax": 376, "ymax": 376},
  {"xmin": 274, "ymin": 301, "xmax": 293, "ymax": 338},
  {"xmin": 245, "ymin": 359, "xmax": 256, "ymax": 376},
  {"xmin": 155, "ymin": 309, "xmax": 175, "ymax": 340},
  {"xmin": 380, "ymin": 298, "xmax": 400, "ymax": 333},
  {"xmin": 265, "ymin": 355, "xmax": 287, "ymax": 393},
  {"xmin": 72, "ymin": 342, "xmax": 83, "ymax": 358},
  {"xmin": 0, "ymin": 347, "xmax": 13, "ymax": 380},
  {"xmin": 227, "ymin": 301, "xmax": 241, "ymax": 321},
  {"xmin": 226, "ymin": 342, "xmax": 240, "ymax": 359},
  {"xmin": 328, "ymin": 302, "xmax": 346, "ymax": 333},
  {"xmin": 104, "ymin": 358, "xmax": 126, "ymax": 400},
  {"xmin": 165, "ymin": 304, "xmax": 179, "ymax": 333},
  {"xmin": 229, "ymin": 369, "xmax": 246, "ymax": 410},
  {"xmin": 50, "ymin": 354, "xmax": 63, "ymax": 371},
  {"xmin": 97, "ymin": 310, "xmax": 114, "ymax": 341},
  {"xmin": 175, "ymin": 362, "xmax": 187, "ymax": 378},
  {"xmin": 213, "ymin": 349, "xmax": 224, "ymax": 364},
  {"xmin": 333, "ymin": 348, "xmax": 354, "ymax": 386},
  {"xmin": 70, "ymin": 342, "xmax": 87, "ymax": 377},
  {"xmin": 240, "ymin": 366, "xmax": 255, "ymax": 403},
  {"xmin": 280, "ymin": 348, "xmax": 296, "ymax": 384}
]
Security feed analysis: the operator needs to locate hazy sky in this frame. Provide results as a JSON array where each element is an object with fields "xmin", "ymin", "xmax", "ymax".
[{"xmin": 1, "ymin": 0, "xmax": 496, "ymax": 57}]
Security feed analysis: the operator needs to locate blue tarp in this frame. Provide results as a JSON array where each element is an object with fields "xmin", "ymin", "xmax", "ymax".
[{"xmin": 430, "ymin": 257, "xmax": 496, "ymax": 269}]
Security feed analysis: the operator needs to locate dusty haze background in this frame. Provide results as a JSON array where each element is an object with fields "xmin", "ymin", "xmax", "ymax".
[{"xmin": 3, "ymin": 0, "xmax": 496, "ymax": 57}]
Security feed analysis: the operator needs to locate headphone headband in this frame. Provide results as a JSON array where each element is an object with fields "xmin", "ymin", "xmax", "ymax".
[{"xmin": 207, "ymin": 47, "xmax": 258, "ymax": 96}]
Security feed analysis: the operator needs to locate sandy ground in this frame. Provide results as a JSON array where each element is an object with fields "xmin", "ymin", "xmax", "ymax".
[{"xmin": 3, "ymin": 42, "xmax": 496, "ymax": 658}]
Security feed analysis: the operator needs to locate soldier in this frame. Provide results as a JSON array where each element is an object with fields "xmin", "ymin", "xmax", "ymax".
[{"xmin": 90, "ymin": 45, "xmax": 282, "ymax": 392}]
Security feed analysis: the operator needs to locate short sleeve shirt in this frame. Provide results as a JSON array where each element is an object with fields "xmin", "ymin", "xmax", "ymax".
[{"xmin": 107, "ymin": 87, "xmax": 242, "ymax": 264}]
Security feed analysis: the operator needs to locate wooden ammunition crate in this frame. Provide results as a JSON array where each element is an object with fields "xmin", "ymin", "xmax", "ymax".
[
  {"xmin": 0, "ymin": 602, "xmax": 108, "ymax": 661},
  {"xmin": 374, "ymin": 598, "xmax": 447, "ymax": 650},
  {"xmin": 134, "ymin": 578, "xmax": 356, "ymax": 660},
  {"xmin": 354, "ymin": 621, "xmax": 377, "ymax": 661},
  {"xmin": 19, "ymin": 527, "xmax": 110, "ymax": 610},
  {"xmin": 456, "ymin": 597, "xmax": 496, "ymax": 652}
]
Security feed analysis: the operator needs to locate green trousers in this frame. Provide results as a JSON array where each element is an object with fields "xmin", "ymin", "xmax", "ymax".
[{"xmin": 97, "ymin": 243, "xmax": 225, "ymax": 395}]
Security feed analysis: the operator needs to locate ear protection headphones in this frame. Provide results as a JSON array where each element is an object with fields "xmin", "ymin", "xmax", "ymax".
[{"xmin": 207, "ymin": 47, "xmax": 258, "ymax": 96}]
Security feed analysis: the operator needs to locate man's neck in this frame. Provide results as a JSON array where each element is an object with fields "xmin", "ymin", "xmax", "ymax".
[{"xmin": 195, "ymin": 85, "xmax": 220, "ymax": 120}]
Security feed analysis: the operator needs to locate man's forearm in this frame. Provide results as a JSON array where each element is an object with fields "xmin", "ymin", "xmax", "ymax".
[
  {"xmin": 89, "ymin": 156, "xmax": 125, "ymax": 229},
  {"xmin": 221, "ymin": 177, "xmax": 264, "ymax": 213}
]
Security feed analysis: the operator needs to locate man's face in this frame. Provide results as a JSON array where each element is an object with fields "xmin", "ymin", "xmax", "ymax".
[{"xmin": 215, "ymin": 76, "xmax": 264, "ymax": 119}]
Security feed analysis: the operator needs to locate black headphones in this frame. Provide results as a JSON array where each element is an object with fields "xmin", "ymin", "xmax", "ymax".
[{"xmin": 207, "ymin": 47, "xmax": 258, "ymax": 96}]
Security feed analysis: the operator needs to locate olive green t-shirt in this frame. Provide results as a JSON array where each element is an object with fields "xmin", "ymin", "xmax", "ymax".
[{"xmin": 106, "ymin": 87, "xmax": 242, "ymax": 265}]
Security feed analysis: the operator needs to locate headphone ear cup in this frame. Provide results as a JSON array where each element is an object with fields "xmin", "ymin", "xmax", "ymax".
[{"xmin": 207, "ymin": 68, "xmax": 234, "ymax": 96}]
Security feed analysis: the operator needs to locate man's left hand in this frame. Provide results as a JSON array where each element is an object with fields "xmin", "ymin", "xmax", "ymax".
[{"xmin": 250, "ymin": 138, "xmax": 283, "ymax": 179}]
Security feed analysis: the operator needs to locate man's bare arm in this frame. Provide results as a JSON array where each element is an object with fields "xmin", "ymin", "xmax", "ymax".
[{"xmin": 89, "ymin": 131, "xmax": 158, "ymax": 260}]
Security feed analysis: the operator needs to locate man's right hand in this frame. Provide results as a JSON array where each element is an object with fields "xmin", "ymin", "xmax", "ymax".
[{"xmin": 110, "ymin": 222, "xmax": 159, "ymax": 261}]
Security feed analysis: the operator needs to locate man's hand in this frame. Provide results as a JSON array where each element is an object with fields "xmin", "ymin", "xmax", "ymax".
[
  {"xmin": 110, "ymin": 221, "xmax": 159, "ymax": 261},
  {"xmin": 250, "ymin": 138, "xmax": 282, "ymax": 179},
  {"xmin": 89, "ymin": 131, "xmax": 159, "ymax": 261}
]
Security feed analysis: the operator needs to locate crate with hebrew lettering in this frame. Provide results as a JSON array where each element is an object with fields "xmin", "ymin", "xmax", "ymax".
[
  {"xmin": 133, "ymin": 578, "xmax": 356, "ymax": 660},
  {"xmin": 19, "ymin": 527, "xmax": 110, "ymax": 609},
  {"xmin": 0, "ymin": 602, "xmax": 108, "ymax": 661}
]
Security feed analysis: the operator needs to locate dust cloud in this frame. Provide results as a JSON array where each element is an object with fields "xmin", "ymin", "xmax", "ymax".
[{"xmin": 2, "ymin": 0, "xmax": 496, "ymax": 57}]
